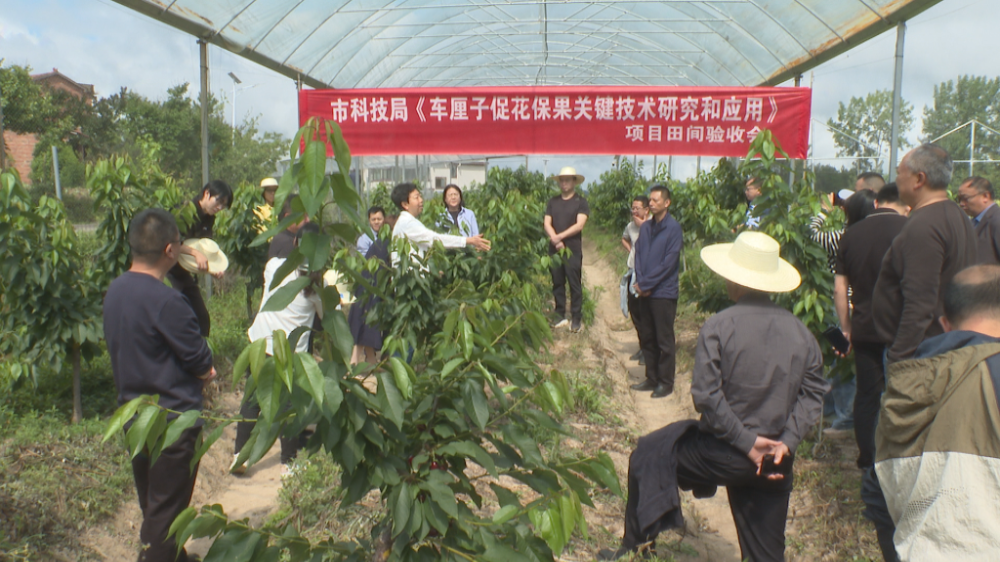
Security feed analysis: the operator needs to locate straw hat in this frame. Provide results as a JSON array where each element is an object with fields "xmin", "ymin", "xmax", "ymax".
[
  {"xmin": 700, "ymin": 232, "xmax": 800, "ymax": 293},
  {"xmin": 260, "ymin": 177, "xmax": 279, "ymax": 189},
  {"xmin": 553, "ymin": 166, "xmax": 585, "ymax": 186},
  {"xmin": 178, "ymin": 238, "xmax": 229, "ymax": 275},
  {"xmin": 323, "ymin": 269, "xmax": 355, "ymax": 304}
]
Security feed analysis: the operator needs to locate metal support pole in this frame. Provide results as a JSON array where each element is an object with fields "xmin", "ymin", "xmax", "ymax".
[
  {"xmin": 199, "ymin": 39, "xmax": 210, "ymax": 188},
  {"xmin": 0, "ymin": 80, "xmax": 7, "ymax": 170},
  {"xmin": 652, "ymin": 155, "xmax": 657, "ymax": 178},
  {"xmin": 888, "ymin": 22, "xmax": 906, "ymax": 181},
  {"xmin": 696, "ymin": 156, "xmax": 701, "ymax": 175},
  {"xmin": 52, "ymin": 145, "xmax": 62, "ymax": 200},
  {"xmin": 970, "ymin": 121, "xmax": 976, "ymax": 177},
  {"xmin": 667, "ymin": 155, "xmax": 672, "ymax": 178}
]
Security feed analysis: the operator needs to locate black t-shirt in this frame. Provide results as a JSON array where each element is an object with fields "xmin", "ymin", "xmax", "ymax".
[
  {"xmin": 835, "ymin": 209, "xmax": 907, "ymax": 343},
  {"xmin": 103, "ymin": 271, "xmax": 214, "ymax": 415},
  {"xmin": 545, "ymin": 193, "xmax": 590, "ymax": 254}
]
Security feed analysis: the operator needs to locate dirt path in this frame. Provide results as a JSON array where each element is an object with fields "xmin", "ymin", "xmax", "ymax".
[
  {"xmin": 73, "ymin": 394, "xmax": 286, "ymax": 560},
  {"xmin": 580, "ymin": 238, "xmax": 743, "ymax": 561}
]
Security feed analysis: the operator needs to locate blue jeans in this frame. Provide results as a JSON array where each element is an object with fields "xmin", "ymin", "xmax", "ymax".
[{"xmin": 824, "ymin": 377, "xmax": 856, "ymax": 430}]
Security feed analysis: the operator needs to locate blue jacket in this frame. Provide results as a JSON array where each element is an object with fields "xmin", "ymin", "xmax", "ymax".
[{"xmin": 634, "ymin": 212, "xmax": 683, "ymax": 299}]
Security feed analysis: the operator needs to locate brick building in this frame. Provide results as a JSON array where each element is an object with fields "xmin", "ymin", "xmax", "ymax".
[{"xmin": 1, "ymin": 68, "xmax": 95, "ymax": 184}]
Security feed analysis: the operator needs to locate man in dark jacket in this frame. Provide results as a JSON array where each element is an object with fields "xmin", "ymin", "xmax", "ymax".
[
  {"xmin": 104, "ymin": 209, "xmax": 215, "ymax": 562},
  {"xmin": 872, "ymin": 144, "xmax": 977, "ymax": 363},
  {"xmin": 601, "ymin": 231, "xmax": 827, "ymax": 562},
  {"xmin": 631, "ymin": 185, "xmax": 683, "ymax": 398},
  {"xmin": 864, "ymin": 264, "xmax": 1000, "ymax": 562},
  {"xmin": 957, "ymin": 176, "xmax": 1000, "ymax": 264}
]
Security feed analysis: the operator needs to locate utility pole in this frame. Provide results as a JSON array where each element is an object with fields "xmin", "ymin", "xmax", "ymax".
[{"xmin": 888, "ymin": 22, "xmax": 906, "ymax": 181}]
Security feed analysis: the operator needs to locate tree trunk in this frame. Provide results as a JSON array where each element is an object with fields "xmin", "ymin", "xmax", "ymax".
[
  {"xmin": 371, "ymin": 525, "xmax": 392, "ymax": 562},
  {"xmin": 71, "ymin": 343, "xmax": 83, "ymax": 424}
]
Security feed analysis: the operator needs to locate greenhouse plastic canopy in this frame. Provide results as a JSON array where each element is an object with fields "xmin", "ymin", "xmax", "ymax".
[{"xmin": 112, "ymin": 0, "xmax": 943, "ymax": 89}]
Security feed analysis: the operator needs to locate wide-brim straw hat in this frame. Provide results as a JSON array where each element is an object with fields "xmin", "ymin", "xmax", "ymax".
[
  {"xmin": 260, "ymin": 177, "xmax": 279, "ymax": 189},
  {"xmin": 700, "ymin": 232, "xmax": 800, "ymax": 293},
  {"xmin": 552, "ymin": 166, "xmax": 584, "ymax": 186},
  {"xmin": 323, "ymin": 269, "xmax": 355, "ymax": 304},
  {"xmin": 178, "ymin": 238, "xmax": 229, "ymax": 275}
]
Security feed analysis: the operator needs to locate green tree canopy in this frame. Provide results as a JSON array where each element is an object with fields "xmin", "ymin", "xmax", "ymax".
[
  {"xmin": 827, "ymin": 89, "xmax": 913, "ymax": 173},
  {"xmin": 922, "ymin": 75, "xmax": 1000, "ymax": 189}
]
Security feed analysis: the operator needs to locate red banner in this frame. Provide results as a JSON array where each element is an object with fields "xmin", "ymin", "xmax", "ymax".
[{"xmin": 298, "ymin": 86, "xmax": 811, "ymax": 158}]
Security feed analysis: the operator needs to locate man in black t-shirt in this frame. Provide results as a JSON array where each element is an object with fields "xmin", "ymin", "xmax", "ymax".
[
  {"xmin": 104, "ymin": 208, "xmax": 215, "ymax": 562},
  {"xmin": 544, "ymin": 167, "xmax": 590, "ymax": 332},
  {"xmin": 165, "ymin": 179, "xmax": 232, "ymax": 337},
  {"xmin": 834, "ymin": 184, "xmax": 908, "ymax": 470}
]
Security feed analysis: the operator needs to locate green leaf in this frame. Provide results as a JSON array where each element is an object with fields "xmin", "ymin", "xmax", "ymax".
[
  {"xmin": 392, "ymin": 482, "xmax": 411, "ymax": 537},
  {"xmin": 328, "ymin": 120, "xmax": 352, "ymax": 175},
  {"xmin": 492, "ymin": 504, "xmax": 519, "ymax": 524},
  {"xmin": 462, "ymin": 380, "xmax": 490, "ymax": 430},
  {"xmin": 438, "ymin": 441, "xmax": 497, "ymax": 476},
  {"xmin": 439, "ymin": 357, "xmax": 464, "ymax": 379},
  {"xmin": 248, "ymin": 338, "xmax": 268, "ymax": 379},
  {"xmin": 269, "ymin": 251, "xmax": 305, "ymax": 291},
  {"xmin": 103, "ymin": 395, "xmax": 145, "ymax": 443},
  {"xmin": 161, "ymin": 410, "xmax": 201, "ymax": 451},
  {"xmin": 126, "ymin": 403, "xmax": 162, "ymax": 459},
  {"xmin": 230, "ymin": 344, "xmax": 252, "ymax": 391},
  {"xmin": 298, "ymin": 139, "xmax": 327, "ymax": 217},
  {"xmin": 320, "ymin": 306, "xmax": 354, "ymax": 365},
  {"xmin": 388, "ymin": 357, "xmax": 413, "ymax": 399},
  {"xmin": 376, "ymin": 370, "xmax": 405, "ymax": 430},
  {"xmin": 296, "ymin": 352, "xmax": 325, "ymax": 407},
  {"xmin": 297, "ymin": 231, "xmax": 332, "ymax": 272},
  {"xmin": 261, "ymin": 277, "xmax": 311, "ymax": 312},
  {"xmin": 167, "ymin": 506, "xmax": 197, "ymax": 543}
]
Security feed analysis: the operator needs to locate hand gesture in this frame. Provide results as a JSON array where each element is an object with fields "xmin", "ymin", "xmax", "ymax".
[
  {"xmin": 748, "ymin": 435, "xmax": 791, "ymax": 480},
  {"xmin": 467, "ymin": 234, "xmax": 492, "ymax": 251}
]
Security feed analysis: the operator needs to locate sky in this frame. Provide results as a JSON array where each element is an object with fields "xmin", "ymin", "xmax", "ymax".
[{"xmin": 1, "ymin": 0, "xmax": 998, "ymax": 184}]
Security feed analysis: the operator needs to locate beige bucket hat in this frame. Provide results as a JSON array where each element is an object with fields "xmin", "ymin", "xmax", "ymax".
[
  {"xmin": 260, "ymin": 177, "xmax": 279, "ymax": 189},
  {"xmin": 552, "ymin": 166, "xmax": 585, "ymax": 186},
  {"xmin": 178, "ymin": 238, "xmax": 229, "ymax": 275},
  {"xmin": 700, "ymin": 231, "xmax": 800, "ymax": 293}
]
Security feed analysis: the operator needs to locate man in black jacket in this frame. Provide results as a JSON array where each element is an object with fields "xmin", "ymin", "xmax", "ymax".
[{"xmin": 104, "ymin": 208, "xmax": 215, "ymax": 562}]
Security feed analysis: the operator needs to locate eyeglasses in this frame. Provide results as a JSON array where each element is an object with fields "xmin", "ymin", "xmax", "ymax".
[{"xmin": 957, "ymin": 192, "xmax": 986, "ymax": 203}]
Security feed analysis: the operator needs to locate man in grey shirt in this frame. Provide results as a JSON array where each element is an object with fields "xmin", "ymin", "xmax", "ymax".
[{"xmin": 601, "ymin": 232, "xmax": 827, "ymax": 562}]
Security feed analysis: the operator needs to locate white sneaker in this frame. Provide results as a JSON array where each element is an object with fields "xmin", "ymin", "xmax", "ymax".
[
  {"xmin": 552, "ymin": 318, "xmax": 569, "ymax": 329},
  {"xmin": 230, "ymin": 453, "xmax": 247, "ymax": 475}
]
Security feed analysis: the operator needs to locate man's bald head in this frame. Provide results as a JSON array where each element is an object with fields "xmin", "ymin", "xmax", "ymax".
[{"xmin": 943, "ymin": 265, "xmax": 1000, "ymax": 329}]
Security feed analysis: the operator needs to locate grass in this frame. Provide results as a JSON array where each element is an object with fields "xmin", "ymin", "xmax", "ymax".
[{"xmin": 0, "ymin": 274, "xmax": 254, "ymax": 560}]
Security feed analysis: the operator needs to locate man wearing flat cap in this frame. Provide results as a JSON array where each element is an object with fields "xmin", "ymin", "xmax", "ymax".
[
  {"xmin": 600, "ymin": 231, "xmax": 828, "ymax": 562},
  {"xmin": 544, "ymin": 166, "xmax": 590, "ymax": 332}
]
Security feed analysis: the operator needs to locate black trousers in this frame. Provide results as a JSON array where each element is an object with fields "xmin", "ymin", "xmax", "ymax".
[
  {"xmin": 130, "ymin": 426, "xmax": 201, "ymax": 562},
  {"xmin": 861, "ymin": 467, "xmax": 900, "ymax": 562},
  {"xmin": 635, "ymin": 297, "xmax": 677, "ymax": 389},
  {"xmin": 853, "ymin": 341, "xmax": 886, "ymax": 469},
  {"xmin": 550, "ymin": 249, "xmax": 583, "ymax": 323},
  {"xmin": 166, "ymin": 270, "xmax": 211, "ymax": 337},
  {"xmin": 623, "ymin": 431, "xmax": 793, "ymax": 562},
  {"xmin": 234, "ymin": 371, "xmax": 303, "ymax": 464},
  {"xmin": 627, "ymin": 289, "xmax": 644, "ymax": 349}
]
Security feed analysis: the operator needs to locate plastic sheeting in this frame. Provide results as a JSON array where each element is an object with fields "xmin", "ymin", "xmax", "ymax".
[{"xmin": 112, "ymin": 0, "xmax": 942, "ymax": 89}]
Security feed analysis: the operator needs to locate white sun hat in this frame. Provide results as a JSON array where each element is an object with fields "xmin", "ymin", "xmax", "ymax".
[
  {"xmin": 552, "ymin": 166, "xmax": 585, "ymax": 186},
  {"xmin": 323, "ymin": 269, "xmax": 354, "ymax": 305},
  {"xmin": 700, "ymin": 231, "xmax": 800, "ymax": 293},
  {"xmin": 178, "ymin": 238, "xmax": 229, "ymax": 275}
]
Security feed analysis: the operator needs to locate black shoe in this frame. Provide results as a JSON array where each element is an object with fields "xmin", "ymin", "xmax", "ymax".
[
  {"xmin": 629, "ymin": 350, "xmax": 643, "ymax": 361},
  {"xmin": 630, "ymin": 380, "xmax": 657, "ymax": 391},
  {"xmin": 651, "ymin": 384, "xmax": 673, "ymax": 398}
]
